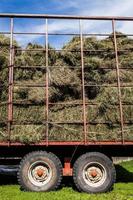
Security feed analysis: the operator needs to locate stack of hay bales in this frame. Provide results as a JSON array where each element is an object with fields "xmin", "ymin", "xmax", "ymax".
[
  {"xmin": 0, "ymin": 35, "xmax": 10, "ymax": 141},
  {"xmin": 0, "ymin": 33, "xmax": 133, "ymax": 143},
  {"xmin": 53, "ymin": 33, "xmax": 133, "ymax": 141},
  {"xmin": 11, "ymin": 43, "xmax": 81, "ymax": 142}
]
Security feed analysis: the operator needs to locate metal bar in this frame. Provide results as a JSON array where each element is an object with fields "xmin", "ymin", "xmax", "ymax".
[
  {"xmin": 0, "ymin": 141, "xmax": 132, "ymax": 146},
  {"xmin": 14, "ymin": 83, "xmax": 47, "ymax": 87},
  {"xmin": 13, "ymin": 66, "xmax": 133, "ymax": 70},
  {"xmin": 85, "ymin": 84, "xmax": 133, "ymax": 87},
  {"xmin": 7, "ymin": 18, "xmax": 14, "ymax": 143},
  {"xmin": 1, "ymin": 99, "xmax": 133, "ymax": 106},
  {"xmin": 48, "ymin": 102, "xmax": 133, "ymax": 106},
  {"xmin": 12, "ymin": 47, "xmax": 133, "ymax": 53},
  {"xmin": 9, "ymin": 32, "xmax": 117, "ymax": 36},
  {"xmin": 13, "ymin": 83, "xmax": 133, "ymax": 88},
  {"xmin": 0, "ymin": 13, "xmax": 133, "ymax": 21},
  {"xmin": 1, "ymin": 31, "xmax": 133, "ymax": 38},
  {"xmin": 79, "ymin": 20, "xmax": 87, "ymax": 144},
  {"xmin": 112, "ymin": 19, "xmax": 124, "ymax": 144},
  {"xmin": 13, "ymin": 65, "xmax": 81, "ymax": 69},
  {"xmin": 48, "ymin": 49, "xmax": 115, "ymax": 52},
  {"xmin": 14, "ymin": 48, "xmax": 45, "ymax": 51},
  {"xmin": 7, "ymin": 121, "xmax": 133, "ymax": 125},
  {"xmin": 2, "ymin": 83, "xmax": 133, "ymax": 88},
  {"xmin": 45, "ymin": 18, "xmax": 49, "ymax": 146},
  {"xmin": 1, "ymin": 100, "xmax": 133, "ymax": 106},
  {"xmin": 14, "ymin": 66, "xmax": 47, "ymax": 69},
  {"xmin": 1, "ymin": 117, "xmax": 133, "ymax": 124}
]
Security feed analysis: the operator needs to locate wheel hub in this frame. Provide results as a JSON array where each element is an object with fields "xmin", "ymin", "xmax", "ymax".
[
  {"xmin": 32, "ymin": 166, "xmax": 49, "ymax": 181},
  {"xmin": 89, "ymin": 169, "xmax": 98, "ymax": 177},
  {"xmin": 36, "ymin": 169, "xmax": 45, "ymax": 177},
  {"xmin": 28, "ymin": 161, "xmax": 52, "ymax": 186},
  {"xmin": 86, "ymin": 167, "xmax": 102, "ymax": 182},
  {"xmin": 83, "ymin": 162, "xmax": 107, "ymax": 187}
]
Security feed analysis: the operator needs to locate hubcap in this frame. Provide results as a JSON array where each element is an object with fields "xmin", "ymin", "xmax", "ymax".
[
  {"xmin": 28, "ymin": 161, "xmax": 52, "ymax": 187},
  {"xmin": 83, "ymin": 162, "xmax": 107, "ymax": 187}
]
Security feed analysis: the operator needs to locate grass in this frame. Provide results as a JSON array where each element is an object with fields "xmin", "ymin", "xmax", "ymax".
[{"xmin": 0, "ymin": 160, "xmax": 132, "ymax": 200}]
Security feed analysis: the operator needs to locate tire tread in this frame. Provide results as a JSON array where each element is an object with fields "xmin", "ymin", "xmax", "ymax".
[
  {"xmin": 73, "ymin": 152, "xmax": 116, "ymax": 193},
  {"xmin": 17, "ymin": 151, "xmax": 62, "ymax": 192}
]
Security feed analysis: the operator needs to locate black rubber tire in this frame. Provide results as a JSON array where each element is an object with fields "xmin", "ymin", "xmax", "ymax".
[
  {"xmin": 17, "ymin": 151, "xmax": 62, "ymax": 192},
  {"xmin": 73, "ymin": 152, "xmax": 116, "ymax": 193}
]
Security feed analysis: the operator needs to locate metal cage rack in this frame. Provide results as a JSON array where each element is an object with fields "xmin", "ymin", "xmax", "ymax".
[{"xmin": 0, "ymin": 13, "xmax": 133, "ymax": 146}]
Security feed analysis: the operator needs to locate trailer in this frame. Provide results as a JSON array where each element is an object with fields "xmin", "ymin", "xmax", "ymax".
[{"xmin": 0, "ymin": 13, "xmax": 133, "ymax": 193}]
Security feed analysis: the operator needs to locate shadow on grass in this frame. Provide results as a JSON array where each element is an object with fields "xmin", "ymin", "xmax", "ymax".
[
  {"xmin": 60, "ymin": 176, "xmax": 77, "ymax": 191},
  {"xmin": 0, "ymin": 164, "xmax": 132, "ymax": 188},
  {"xmin": 115, "ymin": 165, "xmax": 133, "ymax": 183}
]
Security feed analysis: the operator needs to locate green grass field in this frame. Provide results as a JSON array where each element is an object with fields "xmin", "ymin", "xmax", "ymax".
[{"xmin": 0, "ymin": 160, "xmax": 132, "ymax": 200}]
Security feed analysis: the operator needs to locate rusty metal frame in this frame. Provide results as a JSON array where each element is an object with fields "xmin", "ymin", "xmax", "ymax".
[
  {"xmin": 79, "ymin": 20, "xmax": 87, "ymax": 144},
  {"xmin": 0, "ymin": 13, "xmax": 133, "ymax": 20},
  {"xmin": 112, "ymin": 19, "xmax": 124, "ymax": 144},
  {"xmin": 0, "ymin": 14, "xmax": 133, "ymax": 146},
  {"xmin": 45, "ymin": 18, "xmax": 49, "ymax": 146},
  {"xmin": 7, "ymin": 18, "xmax": 14, "ymax": 143}
]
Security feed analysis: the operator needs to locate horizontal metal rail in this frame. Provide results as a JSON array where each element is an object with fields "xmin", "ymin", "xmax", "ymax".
[
  {"xmin": 0, "ymin": 120, "xmax": 133, "ymax": 125},
  {"xmin": 12, "ymin": 66, "xmax": 133, "ymax": 70},
  {"xmin": 11, "ymin": 48, "xmax": 133, "ymax": 52},
  {"xmin": 0, "ymin": 141, "xmax": 132, "ymax": 146},
  {"xmin": 1, "ymin": 31, "xmax": 133, "ymax": 37},
  {"xmin": 1, "ymin": 100, "xmax": 133, "ymax": 106},
  {"xmin": 0, "ymin": 13, "xmax": 133, "ymax": 21}
]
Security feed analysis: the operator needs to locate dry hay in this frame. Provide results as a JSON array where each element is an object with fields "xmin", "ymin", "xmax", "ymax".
[{"xmin": 0, "ymin": 34, "xmax": 133, "ymax": 143}]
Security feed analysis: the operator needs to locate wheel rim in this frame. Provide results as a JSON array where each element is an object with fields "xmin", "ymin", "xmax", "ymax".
[
  {"xmin": 28, "ymin": 161, "xmax": 52, "ymax": 187},
  {"xmin": 83, "ymin": 162, "xmax": 107, "ymax": 187}
]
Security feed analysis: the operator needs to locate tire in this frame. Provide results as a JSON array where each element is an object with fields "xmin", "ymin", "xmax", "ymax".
[
  {"xmin": 17, "ymin": 151, "xmax": 62, "ymax": 192},
  {"xmin": 73, "ymin": 152, "xmax": 116, "ymax": 193}
]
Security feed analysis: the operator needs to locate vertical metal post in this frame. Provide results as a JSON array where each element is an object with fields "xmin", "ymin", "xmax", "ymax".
[
  {"xmin": 112, "ymin": 19, "xmax": 124, "ymax": 144},
  {"xmin": 79, "ymin": 20, "xmax": 87, "ymax": 144},
  {"xmin": 8, "ymin": 17, "xmax": 14, "ymax": 143},
  {"xmin": 45, "ymin": 18, "xmax": 49, "ymax": 146}
]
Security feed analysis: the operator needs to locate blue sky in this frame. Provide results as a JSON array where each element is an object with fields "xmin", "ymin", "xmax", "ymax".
[
  {"xmin": 0, "ymin": 0, "xmax": 132, "ymax": 16},
  {"xmin": 0, "ymin": 0, "xmax": 133, "ymax": 47}
]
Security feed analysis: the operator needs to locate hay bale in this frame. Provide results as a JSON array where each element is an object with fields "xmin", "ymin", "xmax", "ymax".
[
  {"xmin": 0, "ymin": 105, "xmax": 8, "ymax": 122},
  {"xmin": 13, "ymin": 60, "xmax": 81, "ymax": 103},
  {"xmin": 104, "ymin": 69, "xmax": 133, "ymax": 84},
  {"xmin": 123, "ymin": 105, "xmax": 133, "ymax": 122},
  {"xmin": 0, "ymin": 126, "xmax": 8, "ymax": 141},
  {"xmin": 13, "ymin": 105, "xmax": 45, "ymax": 123},
  {"xmin": 10, "ymin": 125, "xmax": 45, "ymax": 143},
  {"xmin": 49, "ymin": 124, "xmax": 83, "ymax": 141},
  {"xmin": 123, "ymin": 125, "xmax": 133, "ymax": 141},
  {"xmin": 0, "ymin": 33, "xmax": 133, "ymax": 143},
  {"xmin": 87, "ymin": 124, "xmax": 121, "ymax": 141},
  {"xmin": 121, "ymin": 87, "xmax": 133, "ymax": 104},
  {"xmin": 119, "ymin": 53, "xmax": 133, "ymax": 68}
]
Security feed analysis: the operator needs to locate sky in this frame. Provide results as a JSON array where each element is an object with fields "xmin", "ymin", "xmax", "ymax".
[{"xmin": 0, "ymin": 0, "xmax": 133, "ymax": 47}]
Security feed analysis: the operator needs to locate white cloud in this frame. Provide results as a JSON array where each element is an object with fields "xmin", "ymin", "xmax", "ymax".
[{"xmin": 13, "ymin": 0, "xmax": 133, "ymax": 47}]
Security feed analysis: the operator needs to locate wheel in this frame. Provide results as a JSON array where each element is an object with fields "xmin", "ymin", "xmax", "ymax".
[
  {"xmin": 73, "ymin": 152, "xmax": 116, "ymax": 193},
  {"xmin": 17, "ymin": 151, "xmax": 62, "ymax": 192}
]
